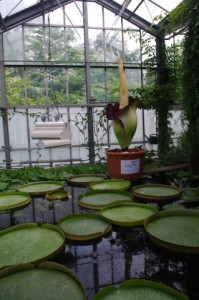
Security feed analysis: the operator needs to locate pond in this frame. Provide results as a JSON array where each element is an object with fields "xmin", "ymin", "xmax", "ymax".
[{"xmin": 0, "ymin": 180, "xmax": 199, "ymax": 300}]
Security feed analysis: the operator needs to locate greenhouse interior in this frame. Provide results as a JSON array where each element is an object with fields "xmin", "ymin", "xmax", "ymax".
[{"xmin": 0, "ymin": 0, "xmax": 199, "ymax": 299}]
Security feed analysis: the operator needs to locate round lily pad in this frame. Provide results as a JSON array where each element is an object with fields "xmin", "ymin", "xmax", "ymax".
[
  {"xmin": 0, "ymin": 191, "xmax": 31, "ymax": 212},
  {"xmin": 46, "ymin": 190, "xmax": 69, "ymax": 200},
  {"xmin": 100, "ymin": 202, "xmax": 157, "ymax": 227},
  {"xmin": 0, "ymin": 223, "xmax": 65, "ymax": 269},
  {"xmin": 17, "ymin": 181, "xmax": 64, "ymax": 196},
  {"xmin": 93, "ymin": 279, "xmax": 189, "ymax": 300},
  {"xmin": 90, "ymin": 179, "xmax": 131, "ymax": 191},
  {"xmin": 0, "ymin": 262, "xmax": 86, "ymax": 300},
  {"xmin": 144, "ymin": 209, "xmax": 199, "ymax": 254},
  {"xmin": 58, "ymin": 214, "xmax": 112, "ymax": 241},
  {"xmin": 181, "ymin": 187, "xmax": 199, "ymax": 202},
  {"xmin": 67, "ymin": 174, "xmax": 107, "ymax": 187},
  {"xmin": 78, "ymin": 190, "xmax": 132, "ymax": 209},
  {"xmin": 132, "ymin": 184, "xmax": 182, "ymax": 203}
]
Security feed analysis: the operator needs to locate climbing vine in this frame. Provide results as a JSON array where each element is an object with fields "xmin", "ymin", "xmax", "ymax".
[
  {"xmin": 129, "ymin": 29, "xmax": 184, "ymax": 155},
  {"xmin": 182, "ymin": 1, "xmax": 199, "ymax": 169}
]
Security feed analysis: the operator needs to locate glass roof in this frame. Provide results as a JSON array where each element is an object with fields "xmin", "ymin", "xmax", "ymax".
[
  {"xmin": 0, "ymin": 0, "xmax": 182, "ymax": 28},
  {"xmin": 0, "ymin": 0, "xmax": 39, "ymax": 18}
]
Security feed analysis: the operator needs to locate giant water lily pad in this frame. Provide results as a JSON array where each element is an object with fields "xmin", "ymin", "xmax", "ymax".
[
  {"xmin": 59, "ymin": 214, "xmax": 112, "ymax": 241},
  {"xmin": 17, "ymin": 181, "xmax": 64, "ymax": 196},
  {"xmin": 0, "ymin": 262, "xmax": 86, "ymax": 300},
  {"xmin": 132, "ymin": 184, "xmax": 182, "ymax": 203},
  {"xmin": 0, "ymin": 223, "xmax": 65, "ymax": 269},
  {"xmin": 67, "ymin": 174, "xmax": 107, "ymax": 187},
  {"xmin": 100, "ymin": 202, "xmax": 157, "ymax": 226},
  {"xmin": 144, "ymin": 209, "xmax": 199, "ymax": 254},
  {"xmin": 90, "ymin": 179, "xmax": 131, "ymax": 191},
  {"xmin": 0, "ymin": 192, "xmax": 31, "ymax": 212},
  {"xmin": 78, "ymin": 190, "xmax": 132, "ymax": 209},
  {"xmin": 93, "ymin": 279, "xmax": 189, "ymax": 300}
]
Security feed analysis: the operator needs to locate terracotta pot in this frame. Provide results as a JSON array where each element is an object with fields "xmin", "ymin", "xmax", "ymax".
[{"xmin": 106, "ymin": 148, "xmax": 146, "ymax": 180}]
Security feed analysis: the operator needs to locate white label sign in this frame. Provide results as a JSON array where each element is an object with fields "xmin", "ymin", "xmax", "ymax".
[{"xmin": 121, "ymin": 159, "xmax": 140, "ymax": 174}]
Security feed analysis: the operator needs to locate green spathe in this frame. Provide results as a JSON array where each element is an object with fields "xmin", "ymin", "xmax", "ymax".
[{"xmin": 112, "ymin": 102, "xmax": 137, "ymax": 150}]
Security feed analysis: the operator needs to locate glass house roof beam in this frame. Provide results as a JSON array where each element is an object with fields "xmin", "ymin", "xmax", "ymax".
[
  {"xmin": 0, "ymin": 0, "xmax": 74, "ymax": 33},
  {"xmin": 96, "ymin": 0, "xmax": 158, "ymax": 36}
]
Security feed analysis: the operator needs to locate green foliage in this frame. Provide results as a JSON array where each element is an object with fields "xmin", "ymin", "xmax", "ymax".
[
  {"xmin": 158, "ymin": 145, "xmax": 189, "ymax": 166},
  {"xmin": 182, "ymin": 1, "xmax": 199, "ymax": 168},
  {"xmin": 133, "ymin": 35, "xmax": 183, "ymax": 111},
  {"xmin": 0, "ymin": 164, "xmax": 107, "ymax": 188},
  {"xmin": 129, "ymin": 31, "xmax": 184, "ymax": 155},
  {"xmin": 166, "ymin": 0, "xmax": 194, "ymax": 33}
]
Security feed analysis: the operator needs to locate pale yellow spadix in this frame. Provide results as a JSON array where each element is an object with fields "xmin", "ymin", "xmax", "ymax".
[{"xmin": 118, "ymin": 57, "xmax": 129, "ymax": 109}]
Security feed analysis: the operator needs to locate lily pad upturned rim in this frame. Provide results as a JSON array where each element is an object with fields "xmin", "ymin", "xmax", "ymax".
[
  {"xmin": 144, "ymin": 209, "xmax": 199, "ymax": 254},
  {"xmin": 132, "ymin": 184, "xmax": 182, "ymax": 202},
  {"xmin": 0, "ymin": 261, "xmax": 86, "ymax": 300},
  {"xmin": 77, "ymin": 190, "xmax": 132, "ymax": 210},
  {"xmin": 16, "ymin": 181, "xmax": 64, "ymax": 196},
  {"xmin": 0, "ymin": 223, "xmax": 65, "ymax": 269},
  {"xmin": 0, "ymin": 191, "xmax": 31, "ymax": 212},
  {"xmin": 58, "ymin": 213, "xmax": 112, "ymax": 241},
  {"xmin": 100, "ymin": 202, "xmax": 158, "ymax": 227},
  {"xmin": 89, "ymin": 179, "xmax": 131, "ymax": 191},
  {"xmin": 67, "ymin": 174, "xmax": 107, "ymax": 187},
  {"xmin": 46, "ymin": 190, "xmax": 69, "ymax": 200},
  {"xmin": 93, "ymin": 279, "xmax": 189, "ymax": 300}
]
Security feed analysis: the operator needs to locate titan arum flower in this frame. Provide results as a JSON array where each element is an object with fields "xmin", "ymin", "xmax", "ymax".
[{"xmin": 105, "ymin": 58, "xmax": 142, "ymax": 151}]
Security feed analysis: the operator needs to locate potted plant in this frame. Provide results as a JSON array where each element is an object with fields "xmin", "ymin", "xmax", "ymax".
[{"xmin": 105, "ymin": 58, "xmax": 146, "ymax": 180}]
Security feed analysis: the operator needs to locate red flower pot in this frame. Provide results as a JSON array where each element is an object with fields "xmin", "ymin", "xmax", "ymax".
[{"xmin": 106, "ymin": 148, "xmax": 146, "ymax": 180}]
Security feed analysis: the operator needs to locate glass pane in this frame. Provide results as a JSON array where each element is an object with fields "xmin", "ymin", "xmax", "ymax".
[
  {"xmin": 104, "ymin": 8, "xmax": 121, "ymax": 28},
  {"xmin": 141, "ymin": 32, "xmax": 156, "ymax": 66},
  {"xmin": 48, "ymin": 27, "xmax": 66, "ymax": 61},
  {"xmin": 24, "ymin": 26, "xmax": 45, "ymax": 62},
  {"xmin": 134, "ymin": 1, "xmax": 167, "ymax": 24},
  {"xmin": 44, "ymin": 8, "xmax": 64, "ymax": 26},
  {"xmin": 90, "ymin": 68, "xmax": 106, "ymax": 102},
  {"xmin": 5, "ymin": 67, "xmax": 26, "ymax": 105},
  {"xmin": 125, "ymin": 69, "xmax": 142, "ymax": 89},
  {"xmin": 67, "ymin": 68, "xmax": 86, "ymax": 104},
  {"xmin": 123, "ymin": 19, "xmax": 140, "ymax": 30},
  {"xmin": 107, "ymin": 68, "xmax": 120, "ymax": 102},
  {"xmin": 148, "ymin": 0, "xmax": 181, "ymax": 12},
  {"xmin": 89, "ymin": 29, "xmax": 105, "ymax": 62},
  {"xmin": 25, "ymin": 68, "xmax": 48, "ymax": 106},
  {"xmin": 128, "ymin": 0, "xmax": 145, "ymax": 12},
  {"xmin": 87, "ymin": 3, "xmax": 103, "ymax": 27},
  {"xmin": 64, "ymin": 2, "xmax": 83, "ymax": 26},
  {"xmin": 0, "ymin": 0, "xmax": 38, "ymax": 18},
  {"xmin": 123, "ymin": 30, "xmax": 141, "ymax": 63},
  {"xmin": 105, "ymin": 30, "xmax": 122, "ymax": 62},
  {"xmin": 24, "ymin": 26, "xmax": 84, "ymax": 63},
  {"xmin": 3, "ymin": 27, "xmax": 23, "ymax": 62},
  {"xmin": 26, "ymin": 16, "xmax": 43, "ymax": 25},
  {"xmin": 66, "ymin": 29, "xmax": 85, "ymax": 63}
]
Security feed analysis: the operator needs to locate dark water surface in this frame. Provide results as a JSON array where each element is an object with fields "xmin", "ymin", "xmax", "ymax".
[{"xmin": 0, "ymin": 183, "xmax": 199, "ymax": 300}]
